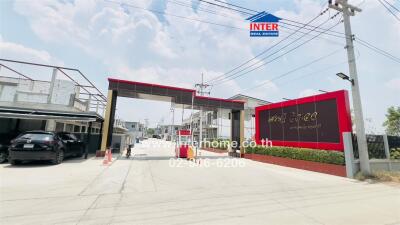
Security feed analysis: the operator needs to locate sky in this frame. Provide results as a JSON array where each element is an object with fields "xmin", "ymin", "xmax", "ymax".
[{"xmin": 0, "ymin": 0, "xmax": 399, "ymax": 132}]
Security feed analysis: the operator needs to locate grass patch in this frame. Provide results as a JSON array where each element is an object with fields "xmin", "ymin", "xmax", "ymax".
[
  {"xmin": 245, "ymin": 146, "xmax": 345, "ymax": 165},
  {"xmin": 355, "ymin": 171, "xmax": 400, "ymax": 183}
]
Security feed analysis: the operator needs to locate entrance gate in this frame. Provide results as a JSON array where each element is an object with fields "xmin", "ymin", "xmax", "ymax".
[{"xmin": 100, "ymin": 78, "xmax": 245, "ymax": 155}]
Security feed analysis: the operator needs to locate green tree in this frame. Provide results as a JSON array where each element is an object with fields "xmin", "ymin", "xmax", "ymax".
[
  {"xmin": 383, "ymin": 106, "xmax": 400, "ymax": 136},
  {"xmin": 147, "ymin": 128, "xmax": 155, "ymax": 136}
]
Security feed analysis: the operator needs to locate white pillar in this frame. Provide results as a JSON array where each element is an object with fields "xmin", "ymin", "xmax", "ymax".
[
  {"xmin": 383, "ymin": 134, "xmax": 392, "ymax": 171},
  {"xmin": 199, "ymin": 109, "xmax": 203, "ymax": 144},
  {"xmin": 86, "ymin": 94, "xmax": 92, "ymax": 112},
  {"xmin": 47, "ymin": 68, "xmax": 57, "ymax": 104},
  {"xmin": 343, "ymin": 132, "xmax": 357, "ymax": 178}
]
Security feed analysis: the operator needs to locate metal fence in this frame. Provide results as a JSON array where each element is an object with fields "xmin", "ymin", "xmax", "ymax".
[
  {"xmin": 352, "ymin": 134, "xmax": 400, "ymax": 159},
  {"xmin": 388, "ymin": 135, "xmax": 400, "ymax": 149}
]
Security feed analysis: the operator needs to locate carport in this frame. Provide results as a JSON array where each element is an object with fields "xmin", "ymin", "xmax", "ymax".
[
  {"xmin": 0, "ymin": 106, "xmax": 104, "ymax": 158},
  {"xmin": 101, "ymin": 78, "xmax": 245, "ymax": 155}
]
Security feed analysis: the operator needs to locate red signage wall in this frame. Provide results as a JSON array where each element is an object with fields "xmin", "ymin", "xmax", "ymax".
[{"xmin": 255, "ymin": 90, "xmax": 352, "ymax": 151}]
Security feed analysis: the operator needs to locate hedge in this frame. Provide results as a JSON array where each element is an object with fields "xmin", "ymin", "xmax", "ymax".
[
  {"xmin": 245, "ymin": 146, "xmax": 345, "ymax": 165},
  {"xmin": 390, "ymin": 148, "xmax": 400, "ymax": 159}
]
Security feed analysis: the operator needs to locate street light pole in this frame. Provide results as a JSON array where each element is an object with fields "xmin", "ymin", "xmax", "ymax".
[{"xmin": 330, "ymin": 0, "xmax": 370, "ymax": 174}]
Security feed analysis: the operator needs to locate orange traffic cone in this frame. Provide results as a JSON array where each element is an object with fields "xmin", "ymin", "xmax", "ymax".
[
  {"xmin": 102, "ymin": 151, "xmax": 109, "ymax": 166},
  {"xmin": 107, "ymin": 149, "xmax": 112, "ymax": 162}
]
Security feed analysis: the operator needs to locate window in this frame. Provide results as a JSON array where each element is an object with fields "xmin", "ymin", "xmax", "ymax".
[
  {"xmin": 55, "ymin": 122, "xmax": 64, "ymax": 132},
  {"xmin": 65, "ymin": 124, "xmax": 73, "ymax": 132},
  {"xmin": 18, "ymin": 133, "xmax": 53, "ymax": 141},
  {"xmin": 74, "ymin": 125, "xmax": 80, "ymax": 133}
]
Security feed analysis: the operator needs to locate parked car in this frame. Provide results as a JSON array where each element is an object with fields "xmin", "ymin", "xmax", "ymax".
[
  {"xmin": 0, "ymin": 133, "xmax": 19, "ymax": 163},
  {"xmin": 152, "ymin": 134, "xmax": 161, "ymax": 139},
  {"xmin": 8, "ymin": 131, "xmax": 85, "ymax": 165}
]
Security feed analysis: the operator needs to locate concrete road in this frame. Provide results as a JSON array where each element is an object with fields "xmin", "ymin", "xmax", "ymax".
[{"xmin": 1, "ymin": 139, "xmax": 399, "ymax": 225}]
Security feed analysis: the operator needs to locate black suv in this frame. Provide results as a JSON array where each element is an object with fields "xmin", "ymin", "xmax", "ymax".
[
  {"xmin": 8, "ymin": 131, "xmax": 85, "ymax": 165},
  {"xmin": 0, "ymin": 133, "xmax": 19, "ymax": 163}
]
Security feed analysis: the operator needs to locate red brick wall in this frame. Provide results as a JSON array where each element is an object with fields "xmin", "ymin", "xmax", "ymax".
[{"xmin": 244, "ymin": 153, "xmax": 346, "ymax": 177}]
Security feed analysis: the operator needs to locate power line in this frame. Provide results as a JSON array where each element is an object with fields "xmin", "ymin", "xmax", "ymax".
[
  {"xmin": 280, "ymin": 24, "xmax": 344, "ymax": 46},
  {"xmin": 205, "ymin": 7, "xmax": 333, "ymax": 84},
  {"xmin": 273, "ymin": 61, "xmax": 348, "ymax": 88},
  {"xmin": 105, "ymin": 0, "xmax": 245, "ymax": 30},
  {"xmin": 355, "ymin": 39, "xmax": 400, "ymax": 64},
  {"xmin": 106, "ymin": 0, "xmax": 399, "ymax": 69},
  {"xmin": 241, "ymin": 48, "xmax": 343, "ymax": 92},
  {"xmin": 208, "ymin": 0, "xmax": 348, "ymax": 36},
  {"xmin": 378, "ymin": 0, "xmax": 400, "ymax": 21},
  {"xmin": 383, "ymin": 0, "xmax": 400, "ymax": 13},
  {"xmin": 167, "ymin": 0, "xmax": 240, "ymax": 19},
  {"xmin": 171, "ymin": 0, "xmax": 346, "ymax": 40},
  {"xmin": 203, "ymin": 0, "xmax": 399, "ymax": 85},
  {"xmin": 198, "ymin": 0, "xmax": 252, "ymax": 15},
  {"xmin": 210, "ymin": 15, "xmax": 343, "ymax": 85}
]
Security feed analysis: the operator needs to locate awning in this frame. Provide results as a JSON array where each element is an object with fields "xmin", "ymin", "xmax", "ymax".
[
  {"xmin": 0, "ymin": 106, "xmax": 104, "ymax": 122},
  {"xmin": 108, "ymin": 78, "xmax": 245, "ymax": 111}
]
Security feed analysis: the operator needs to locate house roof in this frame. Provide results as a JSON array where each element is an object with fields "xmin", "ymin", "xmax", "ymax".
[
  {"xmin": 0, "ymin": 106, "xmax": 103, "ymax": 122},
  {"xmin": 228, "ymin": 94, "xmax": 271, "ymax": 104}
]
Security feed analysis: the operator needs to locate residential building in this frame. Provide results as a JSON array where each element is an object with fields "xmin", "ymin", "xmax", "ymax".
[{"xmin": 182, "ymin": 94, "xmax": 271, "ymax": 141}]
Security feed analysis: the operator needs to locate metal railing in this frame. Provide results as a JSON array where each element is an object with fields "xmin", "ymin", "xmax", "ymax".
[{"xmin": 0, "ymin": 58, "xmax": 107, "ymax": 115}]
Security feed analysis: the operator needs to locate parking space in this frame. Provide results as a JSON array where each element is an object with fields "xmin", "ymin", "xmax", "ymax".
[{"xmin": 1, "ymin": 139, "xmax": 399, "ymax": 225}]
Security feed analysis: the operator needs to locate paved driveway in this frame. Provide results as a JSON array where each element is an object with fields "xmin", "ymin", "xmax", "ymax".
[{"xmin": 1, "ymin": 139, "xmax": 399, "ymax": 225}]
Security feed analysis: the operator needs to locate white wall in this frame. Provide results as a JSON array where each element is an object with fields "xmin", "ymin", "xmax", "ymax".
[{"xmin": 0, "ymin": 77, "xmax": 77, "ymax": 107}]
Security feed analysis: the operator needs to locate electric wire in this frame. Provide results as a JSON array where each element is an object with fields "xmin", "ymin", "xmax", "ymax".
[
  {"xmin": 378, "ymin": 0, "xmax": 400, "ymax": 21},
  {"xmin": 105, "ymin": 0, "xmax": 245, "ymax": 30},
  {"xmin": 106, "ymin": 0, "xmax": 399, "ymax": 70},
  {"xmin": 355, "ymin": 39, "xmax": 400, "ymax": 64},
  {"xmin": 205, "ymin": 7, "xmax": 334, "ymax": 84},
  {"xmin": 210, "ymin": 15, "xmax": 343, "ymax": 85},
  {"xmin": 241, "ymin": 48, "xmax": 343, "ymax": 92},
  {"xmin": 383, "ymin": 0, "xmax": 400, "ymax": 13},
  {"xmin": 208, "ymin": 0, "xmax": 347, "ymax": 36}
]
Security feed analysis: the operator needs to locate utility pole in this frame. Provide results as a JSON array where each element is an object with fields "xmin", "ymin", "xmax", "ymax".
[
  {"xmin": 195, "ymin": 73, "xmax": 211, "ymax": 145},
  {"xmin": 170, "ymin": 102, "xmax": 175, "ymax": 141},
  {"xmin": 329, "ymin": 0, "xmax": 370, "ymax": 174}
]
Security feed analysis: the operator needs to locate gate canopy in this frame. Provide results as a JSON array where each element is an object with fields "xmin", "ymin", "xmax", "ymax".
[{"xmin": 108, "ymin": 78, "xmax": 244, "ymax": 110}]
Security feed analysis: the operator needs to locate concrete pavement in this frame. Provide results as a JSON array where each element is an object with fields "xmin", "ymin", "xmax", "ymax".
[{"xmin": 1, "ymin": 139, "xmax": 399, "ymax": 225}]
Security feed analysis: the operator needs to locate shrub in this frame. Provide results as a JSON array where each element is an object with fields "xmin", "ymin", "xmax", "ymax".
[
  {"xmin": 390, "ymin": 148, "xmax": 400, "ymax": 159},
  {"xmin": 245, "ymin": 145, "xmax": 345, "ymax": 165}
]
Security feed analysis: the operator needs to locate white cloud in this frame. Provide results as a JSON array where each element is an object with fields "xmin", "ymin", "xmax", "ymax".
[
  {"xmin": 0, "ymin": 39, "xmax": 52, "ymax": 63},
  {"xmin": 0, "ymin": 38, "xmax": 64, "ymax": 81},
  {"xmin": 385, "ymin": 77, "xmax": 400, "ymax": 90},
  {"xmin": 298, "ymin": 88, "xmax": 319, "ymax": 98},
  {"xmin": 8, "ymin": 0, "xmax": 399, "ymax": 130},
  {"xmin": 245, "ymin": 79, "xmax": 280, "ymax": 101}
]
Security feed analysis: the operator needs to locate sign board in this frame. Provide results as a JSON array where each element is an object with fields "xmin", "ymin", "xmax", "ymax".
[
  {"xmin": 255, "ymin": 90, "xmax": 352, "ymax": 151},
  {"xmin": 246, "ymin": 11, "xmax": 281, "ymax": 37},
  {"xmin": 177, "ymin": 130, "xmax": 191, "ymax": 136}
]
